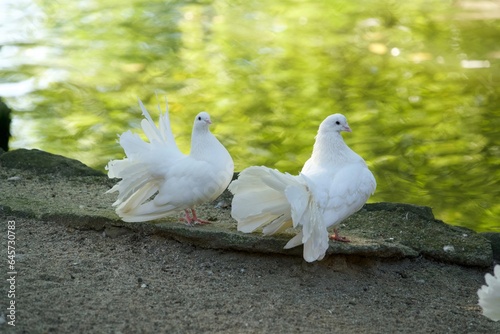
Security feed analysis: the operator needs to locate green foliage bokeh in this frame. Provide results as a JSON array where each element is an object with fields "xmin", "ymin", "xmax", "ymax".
[{"xmin": 2, "ymin": 0, "xmax": 500, "ymax": 232}]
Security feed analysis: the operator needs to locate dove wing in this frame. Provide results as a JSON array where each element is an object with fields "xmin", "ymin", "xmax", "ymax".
[{"xmin": 319, "ymin": 163, "xmax": 376, "ymax": 227}]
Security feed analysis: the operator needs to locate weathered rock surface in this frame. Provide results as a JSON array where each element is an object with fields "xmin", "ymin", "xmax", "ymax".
[
  {"xmin": 0, "ymin": 148, "xmax": 104, "ymax": 176},
  {"xmin": 0, "ymin": 148, "xmax": 495, "ymax": 267},
  {"xmin": 481, "ymin": 232, "xmax": 500, "ymax": 262}
]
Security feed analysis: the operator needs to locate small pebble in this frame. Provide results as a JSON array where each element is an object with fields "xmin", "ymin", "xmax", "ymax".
[
  {"xmin": 443, "ymin": 245, "xmax": 455, "ymax": 252},
  {"xmin": 7, "ymin": 176, "xmax": 21, "ymax": 181},
  {"xmin": 215, "ymin": 200, "xmax": 230, "ymax": 209}
]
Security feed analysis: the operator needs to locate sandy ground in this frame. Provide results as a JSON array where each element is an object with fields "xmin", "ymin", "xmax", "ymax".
[{"xmin": 1, "ymin": 215, "xmax": 499, "ymax": 334}]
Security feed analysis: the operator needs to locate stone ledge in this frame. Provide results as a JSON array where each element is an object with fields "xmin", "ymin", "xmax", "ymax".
[{"xmin": 0, "ymin": 148, "xmax": 495, "ymax": 266}]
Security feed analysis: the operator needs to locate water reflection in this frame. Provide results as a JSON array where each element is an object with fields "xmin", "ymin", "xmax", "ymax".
[{"xmin": 1, "ymin": 0, "xmax": 499, "ymax": 232}]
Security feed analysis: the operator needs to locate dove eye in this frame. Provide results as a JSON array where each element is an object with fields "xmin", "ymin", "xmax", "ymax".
[
  {"xmin": 198, "ymin": 116, "xmax": 202, "ymax": 121},
  {"xmin": 335, "ymin": 121, "xmax": 340, "ymax": 125}
]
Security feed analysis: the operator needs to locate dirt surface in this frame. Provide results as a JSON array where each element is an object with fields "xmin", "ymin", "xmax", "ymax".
[
  {"xmin": 0, "ymin": 149, "xmax": 498, "ymax": 333},
  {"xmin": 1, "ymin": 215, "xmax": 499, "ymax": 334}
]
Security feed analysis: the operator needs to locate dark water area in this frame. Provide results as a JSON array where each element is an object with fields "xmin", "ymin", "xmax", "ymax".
[{"xmin": 1, "ymin": 0, "xmax": 499, "ymax": 232}]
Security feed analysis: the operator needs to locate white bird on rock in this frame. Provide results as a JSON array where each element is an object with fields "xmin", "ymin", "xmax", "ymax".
[
  {"xmin": 106, "ymin": 98, "xmax": 234, "ymax": 224},
  {"xmin": 229, "ymin": 114, "xmax": 376, "ymax": 262},
  {"xmin": 478, "ymin": 264, "xmax": 500, "ymax": 321}
]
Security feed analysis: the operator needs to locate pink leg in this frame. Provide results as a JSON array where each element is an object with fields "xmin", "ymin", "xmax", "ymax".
[
  {"xmin": 180, "ymin": 209, "xmax": 210, "ymax": 225},
  {"xmin": 180, "ymin": 209, "xmax": 194, "ymax": 226},
  {"xmin": 329, "ymin": 228, "xmax": 351, "ymax": 243},
  {"xmin": 191, "ymin": 209, "xmax": 211, "ymax": 225}
]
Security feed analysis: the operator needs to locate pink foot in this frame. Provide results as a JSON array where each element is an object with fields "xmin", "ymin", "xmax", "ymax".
[
  {"xmin": 329, "ymin": 228, "xmax": 351, "ymax": 243},
  {"xmin": 181, "ymin": 209, "xmax": 210, "ymax": 226},
  {"xmin": 191, "ymin": 209, "xmax": 211, "ymax": 225},
  {"xmin": 180, "ymin": 209, "xmax": 194, "ymax": 226}
]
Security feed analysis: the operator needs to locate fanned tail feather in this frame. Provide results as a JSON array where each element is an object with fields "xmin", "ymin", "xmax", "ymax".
[
  {"xmin": 106, "ymin": 98, "xmax": 183, "ymax": 222},
  {"xmin": 157, "ymin": 96, "xmax": 177, "ymax": 146},
  {"xmin": 106, "ymin": 157, "xmax": 165, "ymax": 219},
  {"xmin": 117, "ymin": 197, "xmax": 177, "ymax": 222},
  {"xmin": 230, "ymin": 166, "xmax": 330, "ymax": 262},
  {"xmin": 283, "ymin": 184, "xmax": 329, "ymax": 262},
  {"xmin": 229, "ymin": 166, "xmax": 300, "ymax": 233},
  {"xmin": 283, "ymin": 232, "xmax": 303, "ymax": 250},
  {"xmin": 138, "ymin": 98, "xmax": 176, "ymax": 147},
  {"xmin": 113, "ymin": 131, "xmax": 149, "ymax": 162},
  {"xmin": 301, "ymin": 203, "xmax": 329, "ymax": 262}
]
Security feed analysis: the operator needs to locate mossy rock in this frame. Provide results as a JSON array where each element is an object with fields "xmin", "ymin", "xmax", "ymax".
[
  {"xmin": 0, "ymin": 148, "xmax": 104, "ymax": 177},
  {"xmin": 0, "ymin": 149, "xmax": 494, "ymax": 267},
  {"xmin": 481, "ymin": 232, "xmax": 500, "ymax": 261},
  {"xmin": 345, "ymin": 204, "xmax": 492, "ymax": 267}
]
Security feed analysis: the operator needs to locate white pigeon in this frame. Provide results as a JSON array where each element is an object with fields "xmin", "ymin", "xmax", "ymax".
[
  {"xmin": 106, "ymin": 98, "xmax": 234, "ymax": 224},
  {"xmin": 478, "ymin": 265, "xmax": 500, "ymax": 321},
  {"xmin": 229, "ymin": 114, "xmax": 376, "ymax": 262}
]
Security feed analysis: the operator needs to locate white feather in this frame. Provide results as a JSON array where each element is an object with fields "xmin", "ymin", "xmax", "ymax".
[
  {"xmin": 282, "ymin": 184, "xmax": 329, "ymax": 262},
  {"xmin": 229, "ymin": 166, "xmax": 299, "ymax": 233},
  {"xmin": 478, "ymin": 265, "xmax": 500, "ymax": 321},
  {"xmin": 106, "ymin": 98, "xmax": 234, "ymax": 223},
  {"xmin": 230, "ymin": 113, "xmax": 376, "ymax": 262}
]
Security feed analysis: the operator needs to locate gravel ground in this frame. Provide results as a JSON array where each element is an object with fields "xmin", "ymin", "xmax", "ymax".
[{"xmin": 1, "ymin": 216, "xmax": 499, "ymax": 333}]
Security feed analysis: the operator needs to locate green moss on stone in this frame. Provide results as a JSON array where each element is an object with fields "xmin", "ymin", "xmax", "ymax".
[{"xmin": 0, "ymin": 149, "xmax": 104, "ymax": 176}]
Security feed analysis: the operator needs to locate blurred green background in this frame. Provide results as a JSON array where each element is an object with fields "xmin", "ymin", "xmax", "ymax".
[{"xmin": 1, "ymin": 0, "xmax": 499, "ymax": 232}]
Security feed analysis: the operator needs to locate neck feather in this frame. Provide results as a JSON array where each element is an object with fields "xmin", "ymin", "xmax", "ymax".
[
  {"xmin": 190, "ymin": 130, "xmax": 218, "ymax": 159},
  {"xmin": 310, "ymin": 131, "xmax": 353, "ymax": 165}
]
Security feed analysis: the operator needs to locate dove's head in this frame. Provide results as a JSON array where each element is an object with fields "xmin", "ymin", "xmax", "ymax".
[
  {"xmin": 194, "ymin": 112, "xmax": 212, "ymax": 130},
  {"xmin": 319, "ymin": 114, "xmax": 352, "ymax": 133}
]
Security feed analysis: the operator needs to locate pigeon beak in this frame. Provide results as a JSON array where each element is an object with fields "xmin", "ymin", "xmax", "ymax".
[
  {"xmin": 343, "ymin": 125, "xmax": 352, "ymax": 132},
  {"xmin": 206, "ymin": 119, "xmax": 212, "ymax": 125}
]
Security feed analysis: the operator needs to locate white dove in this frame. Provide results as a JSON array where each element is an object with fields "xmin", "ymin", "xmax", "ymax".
[
  {"xmin": 106, "ymin": 98, "xmax": 234, "ymax": 224},
  {"xmin": 229, "ymin": 114, "xmax": 376, "ymax": 262},
  {"xmin": 478, "ymin": 264, "xmax": 500, "ymax": 321}
]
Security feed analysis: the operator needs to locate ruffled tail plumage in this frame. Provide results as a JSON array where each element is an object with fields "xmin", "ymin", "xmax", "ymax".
[
  {"xmin": 229, "ymin": 114, "xmax": 376, "ymax": 262},
  {"xmin": 106, "ymin": 99, "xmax": 183, "ymax": 222},
  {"xmin": 478, "ymin": 265, "xmax": 500, "ymax": 321},
  {"xmin": 229, "ymin": 166, "xmax": 329, "ymax": 262}
]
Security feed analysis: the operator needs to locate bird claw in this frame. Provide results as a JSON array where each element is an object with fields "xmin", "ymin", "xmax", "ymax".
[
  {"xmin": 193, "ymin": 219, "xmax": 211, "ymax": 225},
  {"xmin": 181, "ymin": 209, "xmax": 211, "ymax": 226},
  {"xmin": 181, "ymin": 218, "xmax": 195, "ymax": 227},
  {"xmin": 329, "ymin": 229, "xmax": 351, "ymax": 243},
  {"xmin": 329, "ymin": 235, "xmax": 351, "ymax": 243}
]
